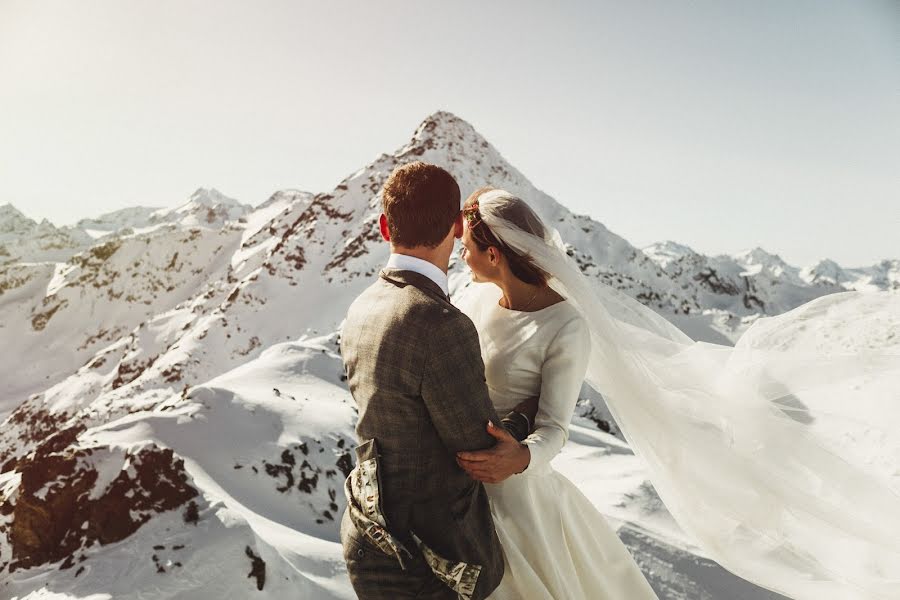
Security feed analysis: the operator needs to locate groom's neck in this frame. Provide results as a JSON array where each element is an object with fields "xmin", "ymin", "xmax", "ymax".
[{"xmin": 389, "ymin": 243, "xmax": 450, "ymax": 274}]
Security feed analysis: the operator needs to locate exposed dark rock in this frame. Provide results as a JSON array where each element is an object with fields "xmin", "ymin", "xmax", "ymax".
[
  {"xmin": 296, "ymin": 458, "xmax": 320, "ymax": 494},
  {"xmin": 335, "ymin": 452, "xmax": 354, "ymax": 478},
  {"xmin": 3, "ymin": 444, "xmax": 198, "ymax": 572},
  {"xmin": 183, "ymin": 500, "xmax": 200, "ymax": 525},
  {"xmin": 111, "ymin": 354, "xmax": 158, "ymax": 389},
  {"xmin": 693, "ymin": 268, "xmax": 740, "ymax": 296},
  {"xmin": 31, "ymin": 297, "xmax": 67, "ymax": 331},
  {"xmin": 245, "ymin": 546, "xmax": 266, "ymax": 590}
]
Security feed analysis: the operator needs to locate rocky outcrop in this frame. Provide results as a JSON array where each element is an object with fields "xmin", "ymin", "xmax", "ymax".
[{"xmin": 1, "ymin": 438, "xmax": 198, "ymax": 573}]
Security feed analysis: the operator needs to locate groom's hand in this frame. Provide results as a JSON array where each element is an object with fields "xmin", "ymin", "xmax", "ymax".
[
  {"xmin": 513, "ymin": 396, "xmax": 540, "ymax": 426},
  {"xmin": 456, "ymin": 421, "xmax": 531, "ymax": 483}
]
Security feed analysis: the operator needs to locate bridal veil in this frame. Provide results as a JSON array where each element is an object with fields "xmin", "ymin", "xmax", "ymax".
[{"xmin": 457, "ymin": 189, "xmax": 900, "ymax": 600}]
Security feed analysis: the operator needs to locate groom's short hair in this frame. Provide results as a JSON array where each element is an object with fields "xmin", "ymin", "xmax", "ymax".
[{"xmin": 382, "ymin": 161, "xmax": 460, "ymax": 248}]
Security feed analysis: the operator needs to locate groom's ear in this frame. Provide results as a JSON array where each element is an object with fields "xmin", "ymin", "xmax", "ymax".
[
  {"xmin": 379, "ymin": 214, "xmax": 391, "ymax": 242},
  {"xmin": 452, "ymin": 211, "xmax": 464, "ymax": 239}
]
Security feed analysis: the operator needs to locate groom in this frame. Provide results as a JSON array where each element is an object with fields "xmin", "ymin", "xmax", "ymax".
[{"xmin": 339, "ymin": 161, "xmax": 532, "ymax": 599}]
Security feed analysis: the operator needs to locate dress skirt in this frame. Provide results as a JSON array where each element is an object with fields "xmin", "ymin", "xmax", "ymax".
[{"xmin": 485, "ymin": 463, "xmax": 659, "ymax": 600}]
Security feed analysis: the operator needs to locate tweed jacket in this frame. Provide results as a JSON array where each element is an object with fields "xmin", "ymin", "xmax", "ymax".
[{"xmin": 341, "ymin": 268, "xmax": 505, "ymax": 600}]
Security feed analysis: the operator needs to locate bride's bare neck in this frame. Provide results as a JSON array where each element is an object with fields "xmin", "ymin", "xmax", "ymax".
[{"xmin": 496, "ymin": 271, "xmax": 562, "ymax": 311}]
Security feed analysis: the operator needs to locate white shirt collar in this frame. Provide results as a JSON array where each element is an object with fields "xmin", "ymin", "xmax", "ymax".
[{"xmin": 385, "ymin": 253, "xmax": 449, "ymax": 297}]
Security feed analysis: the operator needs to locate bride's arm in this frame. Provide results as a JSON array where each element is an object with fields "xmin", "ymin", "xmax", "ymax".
[{"xmin": 522, "ymin": 315, "xmax": 592, "ymax": 471}]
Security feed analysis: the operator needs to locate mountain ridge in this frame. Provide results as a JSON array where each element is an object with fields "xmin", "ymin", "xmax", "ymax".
[{"xmin": 0, "ymin": 110, "xmax": 895, "ymax": 600}]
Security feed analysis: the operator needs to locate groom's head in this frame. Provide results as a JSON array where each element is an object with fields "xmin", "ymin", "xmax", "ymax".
[{"xmin": 379, "ymin": 161, "xmax": 462, "ymax": 250}]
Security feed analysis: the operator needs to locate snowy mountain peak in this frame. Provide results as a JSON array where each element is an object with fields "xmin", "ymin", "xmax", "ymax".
[
  {"xmin": 730, "ymin": 246, "xmax": 799, "ymax": 280},
  {"xmin": 256, "ymin": 189, "xmax": 314, "ymax": 211},
  {"xmin": 733, "ymin": 246, "xmax": 788, "ymax": 267},
  {"xmin": 642, "ymin": 241, "xmax": 698, "ymax": 268},
  {"xmin": 812, "ymin": 258, "xmax": 842, "ymax": 270},
  {"xmin": 801, "ymin": 257, "xmax": 900, "ymax": 291},
  {"xmin": 0, "ymin": 203, "xmax": 37, "ymax": 233},
  {"xmin": 399, "ymin": 111, "xmax": 495, "ymax": 161},
  {"xmin": 413, "ymin": 110, "xmax": 475, "ymax": 139},
  {"xmin": 74, "ymin": 205, "xmax": 163, "ymax": 235},
  {"xmin": 188, "ymin": 187, "xmax": 243, "ymax": 208},
  {"xmin": 0, "ymin": 204, "xmax": 94, "ymax": 264},
  {"xmin": 801, "ymin": 258, "xmax": 848, "ymax": 285},
  {"xmin": 0, "ymin": 202, "xmax": 25, "ymax": 216},
  {"xmin": 148, "ymin": 188, "xmax": 253, "ymax": 228}
]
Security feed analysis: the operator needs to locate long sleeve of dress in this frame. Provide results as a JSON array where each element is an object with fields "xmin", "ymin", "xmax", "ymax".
[{"xmin": 522, "ymin": 314, "xmax": 592, "ymax": 471}]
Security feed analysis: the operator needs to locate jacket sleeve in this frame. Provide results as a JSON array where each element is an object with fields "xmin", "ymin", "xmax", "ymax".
[
  {"xmin": 522, "ymin": 315, "xmax": 591, "ymax": 470},
  {"xmin": 421, "ymin": 312, "xmax": 504, "ymax": 454}
]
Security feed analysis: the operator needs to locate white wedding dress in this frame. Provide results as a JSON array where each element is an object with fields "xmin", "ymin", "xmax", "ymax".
[
  {"xmin": 469, "ymin": 297, "xmax": 659, "ymax": 600},
  {"xmin": 458, "ymin": 189, "xmax": 900, "ymax": 599}
]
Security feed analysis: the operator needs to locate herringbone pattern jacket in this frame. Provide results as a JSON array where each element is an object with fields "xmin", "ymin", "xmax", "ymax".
[{"xmin": 341, "ymin": 268, "xmax": 505, "ymax": 600}]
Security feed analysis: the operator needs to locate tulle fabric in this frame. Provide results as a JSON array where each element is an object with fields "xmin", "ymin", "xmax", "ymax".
[{"xmin": 457, "ymin": 190, "xmax": 900, "ymax": 600}]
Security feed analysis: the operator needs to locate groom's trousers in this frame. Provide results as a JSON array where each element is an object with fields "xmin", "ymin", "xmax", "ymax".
[{"xmin": 340, "ymin": 509, "xmax": 457, "ymax": 600}]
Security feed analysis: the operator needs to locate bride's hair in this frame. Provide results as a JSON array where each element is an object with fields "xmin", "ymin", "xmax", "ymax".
[{"xmin": 464, "ymin": 187, "xmax": 549, "ymax": 286}]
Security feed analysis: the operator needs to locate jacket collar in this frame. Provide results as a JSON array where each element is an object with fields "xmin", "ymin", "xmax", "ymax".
[
  {"xmin": 380, "ymin": 268, "xmax": 451, "ymax": 304},
  {"xmin": 385, "ymin": 253, "xmax": 449, "ymax": 297}
]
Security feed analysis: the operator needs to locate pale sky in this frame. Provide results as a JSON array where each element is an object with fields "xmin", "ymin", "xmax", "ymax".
[{"xmin": 1, "ymin": 0, "xmax": 897, "ymax": 266}]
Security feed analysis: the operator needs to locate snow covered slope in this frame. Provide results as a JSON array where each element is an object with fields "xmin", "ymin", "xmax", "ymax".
[{"xmin": 0, "ymin": 111, "xmax": 894, "ymax": 600}]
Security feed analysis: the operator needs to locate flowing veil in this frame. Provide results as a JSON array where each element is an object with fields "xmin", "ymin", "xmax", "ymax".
[{"xmin": 457, "ymin": 190, "xmax": 900, "ymax": 600}]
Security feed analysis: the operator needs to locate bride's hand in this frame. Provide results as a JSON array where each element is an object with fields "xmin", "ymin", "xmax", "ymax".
[{"xmin": 456, "ymin": 421, "xmax": 531, "ymax": 483}]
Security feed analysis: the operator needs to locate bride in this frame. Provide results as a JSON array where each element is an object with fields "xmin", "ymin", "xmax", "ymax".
[{"xmin": 453, "ymin": 188, "xmax": 900, "ymax": 600}]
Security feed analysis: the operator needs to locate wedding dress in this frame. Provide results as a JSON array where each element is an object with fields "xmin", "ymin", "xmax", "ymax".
[
  {"xmin": 464, "ymin": 293, "xmax": 659, "ymax": 600},
  {"xmin": 456, "ymin": 189, "xmax": 900, "ymax": 600}
]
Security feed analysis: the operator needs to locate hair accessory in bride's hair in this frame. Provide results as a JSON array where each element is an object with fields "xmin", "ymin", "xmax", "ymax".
[{"xmin": 462, "ymin": 199, "xmax": 481, "ymax": 225}]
